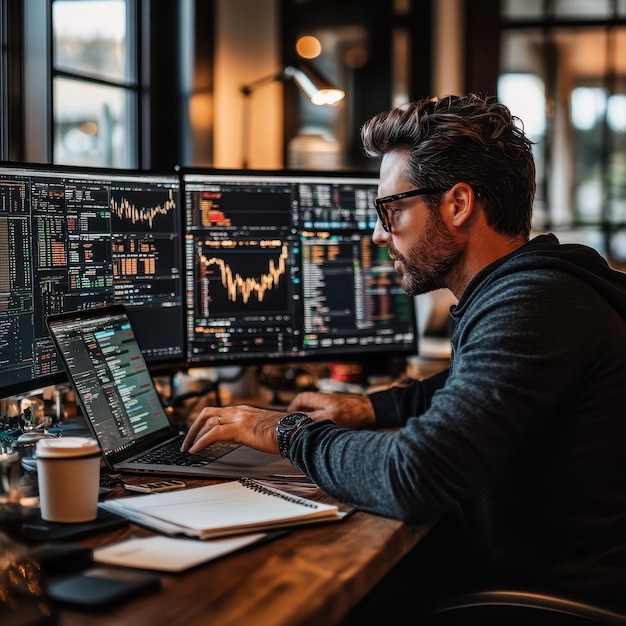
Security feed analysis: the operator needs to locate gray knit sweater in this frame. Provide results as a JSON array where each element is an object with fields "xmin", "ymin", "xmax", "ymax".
[{"xmin": 290, "ymin": 234, "xmax": 626, "ymax": 608}]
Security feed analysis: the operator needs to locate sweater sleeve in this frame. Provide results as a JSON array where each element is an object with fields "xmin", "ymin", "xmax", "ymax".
[
  {"xmin": 368, "ymin": 368, "xmax": 450, "ymax": 428},
  {"xmin": 288, "ymin": 268, "xmax": 616, "ymax": 524}
]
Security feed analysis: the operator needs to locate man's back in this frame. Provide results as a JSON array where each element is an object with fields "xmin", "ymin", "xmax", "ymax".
[{"xmin": 452, "ymin": 236, "xmax": 626, "ymax": 609}]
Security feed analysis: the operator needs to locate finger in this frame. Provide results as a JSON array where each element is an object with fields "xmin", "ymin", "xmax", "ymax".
[
  {"xmin": 182, "ymin": 409, "xmax": 218, "ymax": 450},
  {"xmin": 188, "ymin": 418, "xmax": 232, "ymax": 453},
  {"xmin": 183, "ymin": 424, "xmax": 210, "ymax": 453},
  {"xmin": 181, "ymin": 417, "xmax": 203, "ymax": 450},
  {"xmin": 288, "ymin": 392, "xmax": 327, "ymax": 411}
]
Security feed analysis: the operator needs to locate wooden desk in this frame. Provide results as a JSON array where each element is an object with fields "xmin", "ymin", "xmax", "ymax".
[{"xmin": 57, "ymin": 478, "xmax": 430, "ymax": 626}]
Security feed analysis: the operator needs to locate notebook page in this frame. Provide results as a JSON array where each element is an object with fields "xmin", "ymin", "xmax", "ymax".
[{"xmin": 100, "ymin": 478, "xmax": 341, "ymax": 538}]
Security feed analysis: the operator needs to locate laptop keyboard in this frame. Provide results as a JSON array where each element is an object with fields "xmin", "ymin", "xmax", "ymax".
[{"xmin": 133, "ymin": 436, "xmax": 240, "ymax": 467}]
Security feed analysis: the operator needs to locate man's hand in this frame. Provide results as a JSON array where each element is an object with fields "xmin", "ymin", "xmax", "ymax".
[
  {"xmin": 287, "ymin": 391, "xmax": 376, "ymax": 429},
  {"xmin": 181, "ymin": 405, "xmax": 286, "ymax": 455}
]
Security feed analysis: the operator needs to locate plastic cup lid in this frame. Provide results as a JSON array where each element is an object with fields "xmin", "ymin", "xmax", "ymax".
[{"xmin": 36, "ymin": 437, "xmax": 100, "ymax": 458}]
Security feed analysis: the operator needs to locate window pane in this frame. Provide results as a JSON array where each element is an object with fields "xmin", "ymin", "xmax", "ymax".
[
  {"xmin": 608, "ymin": 30, "xmax": 626, "ymax": 224},
  {"xmin": 53, "ymin": 0, "xmax": 128, "ymax": 82},
  {"xmin": 498, "ymin": 72, "xmax": 547, "ymax": 227},
  {"xmin": 503, "ymin": 0, "xmax": 616, "ymax": 20},
  {"xmin": 608, "ymin": 91, "xmax": 626, "ymax": 224},
  {"xmin": 499, "ymin": 29, "xmax": 549, "ymax": 227},
  {"xmin": 501, "ymin": 0, "xmax": 544, "ymax": 20},
  {"xmin": 610, "ymin": 231, "xmax": 626, "ymax": 262},
  {"xmin": 553, "ymin": 0, "xmax": 612, "ymax": 19},
  {"xmin": 498, "ymin": 74, "xmax": 546, "ymax": 140},
  {"xmin": 571, "ymin": 86, "xmax": 607, "ymax": 223},
  {"xmin": 53, "ymin": 77, "xmax": 132, "ymax": 168}
]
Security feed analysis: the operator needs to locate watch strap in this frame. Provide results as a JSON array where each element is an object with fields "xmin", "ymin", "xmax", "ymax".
[{"xmin": 276, "ymin": 412, "xmax": 312, "ymax": 458}]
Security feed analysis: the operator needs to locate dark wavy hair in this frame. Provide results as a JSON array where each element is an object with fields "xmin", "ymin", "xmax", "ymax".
[{"xmin": 360, "ymin": 94, "xmax": 536, "ymax": 238}]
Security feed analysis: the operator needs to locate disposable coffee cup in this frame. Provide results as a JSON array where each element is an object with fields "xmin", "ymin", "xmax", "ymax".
[{"xmin": 36, "ymin": 437, "xmax": 101, "ymax": 523}]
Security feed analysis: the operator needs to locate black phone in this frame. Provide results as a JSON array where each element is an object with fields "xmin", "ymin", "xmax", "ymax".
[{"xmin": 46, "ymin": 567, "xmax": 161, "ymax": 609}]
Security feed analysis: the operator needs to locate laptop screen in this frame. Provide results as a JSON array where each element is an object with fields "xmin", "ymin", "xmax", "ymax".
[{"xmin": 46, "ymin": 305, "xmax": 172, "ymax": 461}]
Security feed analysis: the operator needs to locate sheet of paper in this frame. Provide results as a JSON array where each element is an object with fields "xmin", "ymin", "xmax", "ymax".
[{"xmin": 93, "ymin": 533, "xmax": 267, "ymax": 572}]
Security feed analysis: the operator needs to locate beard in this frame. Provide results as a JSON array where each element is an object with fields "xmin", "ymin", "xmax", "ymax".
[{"xmin": 391, "ymin": 211, "xmax": 462, "ymax": 297}]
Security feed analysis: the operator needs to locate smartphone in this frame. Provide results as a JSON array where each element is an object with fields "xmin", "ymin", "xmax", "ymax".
[
  {"xmin": 46, "ymin": 567, "xmax": 160, "ymax": 608},
  {"xmin": 122, "ymin": 479, "xmax": 186, "ymax": 494}
]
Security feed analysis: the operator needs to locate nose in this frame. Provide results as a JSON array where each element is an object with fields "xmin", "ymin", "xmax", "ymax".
[{"xmin": 372, "ymin": 219, "xmax": 390, "ymax": 246}]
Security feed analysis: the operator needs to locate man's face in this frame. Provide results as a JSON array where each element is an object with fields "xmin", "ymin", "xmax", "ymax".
[{"xmin": 372, "ymin": 150, "xmax": 461, "ymax": 296}]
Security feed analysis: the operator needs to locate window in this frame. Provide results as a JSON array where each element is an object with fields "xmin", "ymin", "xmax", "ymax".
[
  {"xmin": 52, "ymin": 0, "xmax": 137, "ymax": 168},
  {"xmin": 498, "ymin": 0, "xmax": 626, "ymax": 265}
]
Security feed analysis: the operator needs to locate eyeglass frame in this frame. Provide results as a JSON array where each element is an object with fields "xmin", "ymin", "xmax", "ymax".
[{"xmin": 374, "ymin": 187, "xmax": 447, "ymax": 233}]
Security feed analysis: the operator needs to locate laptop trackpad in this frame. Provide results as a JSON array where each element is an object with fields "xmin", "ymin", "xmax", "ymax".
[{"xmin": 207, "ymin": 447, "xmax": 303, "ymax": 478}]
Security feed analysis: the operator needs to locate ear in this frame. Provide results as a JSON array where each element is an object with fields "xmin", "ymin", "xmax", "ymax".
[{"xmin": 445, "ymin": 182, "xmax": 479, "ymax": 227}]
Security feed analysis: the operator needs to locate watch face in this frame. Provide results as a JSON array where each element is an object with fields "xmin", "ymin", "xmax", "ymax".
[{"xmin": 280, "ymin": 413, "xmax": 308, "ymax": 429}]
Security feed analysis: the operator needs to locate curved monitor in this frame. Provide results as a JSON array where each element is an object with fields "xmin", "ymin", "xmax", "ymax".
[
  {"xmin": 0, "ymin": 162, "xmax": 185, "ymax": 399},
  {"xmin": 182, "ymin": 169, "xmax": 418, "ymax": 366}
]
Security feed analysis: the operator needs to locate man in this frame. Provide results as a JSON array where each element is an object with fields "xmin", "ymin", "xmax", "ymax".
[{"xmin": 183, "ymin": 94, "xmax": 626, "ymax": 612}]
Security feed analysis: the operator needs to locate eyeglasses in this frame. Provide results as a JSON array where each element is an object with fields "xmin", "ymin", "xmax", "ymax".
[{"xmin": 374, "ymin": 187, "xmax": 446, "ymax": 233}]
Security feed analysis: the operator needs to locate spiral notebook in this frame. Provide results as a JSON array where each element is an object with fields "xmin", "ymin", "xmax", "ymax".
[{"xmin": 99, "ymin": 478, "xmax": 346, "ymax": 539}]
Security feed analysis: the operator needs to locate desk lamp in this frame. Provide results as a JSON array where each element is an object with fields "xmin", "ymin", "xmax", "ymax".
[{"xmin": 240, "ymin": 63, "xmax": 345, "ymax": 168}]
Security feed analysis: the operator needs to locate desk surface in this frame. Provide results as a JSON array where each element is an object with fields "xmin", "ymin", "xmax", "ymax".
[{"xmin": 56, "ymin": 476, "xmax": 429, "ymax": 626}]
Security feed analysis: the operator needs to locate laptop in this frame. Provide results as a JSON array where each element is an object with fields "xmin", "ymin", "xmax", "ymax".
[{"xmin": 45, "ymin": 304, "xmax": 301, "ymax": 479}]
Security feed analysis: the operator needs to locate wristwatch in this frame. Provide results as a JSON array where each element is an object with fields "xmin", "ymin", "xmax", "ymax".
[{"xmin": 276, "ymin": 412, "xmax": 312, "ymax": 458}]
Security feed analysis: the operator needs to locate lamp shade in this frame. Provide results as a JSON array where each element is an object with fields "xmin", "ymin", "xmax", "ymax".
[{"xmin": 283, "ymin": 65, "xmax": 345, "ymax": 106}]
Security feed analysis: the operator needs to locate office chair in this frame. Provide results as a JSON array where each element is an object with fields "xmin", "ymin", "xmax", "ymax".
[{"xmin": 427, "ymin": 589, "xmax": 626, "ymax": 625}]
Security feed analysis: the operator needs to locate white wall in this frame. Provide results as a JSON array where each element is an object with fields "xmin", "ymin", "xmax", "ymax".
[
  {"xmin": 432, "ymin": 0, "xmax": 465, "ymax": 98},
  {"xmin": 214, "ymin": 0, "xmax": 283, "ymax": 169}
]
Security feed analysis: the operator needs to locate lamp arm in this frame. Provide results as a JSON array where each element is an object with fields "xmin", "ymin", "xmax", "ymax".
[{"xmin": 240, "ymin": 70, "xmax": 288, "ymax": 97}]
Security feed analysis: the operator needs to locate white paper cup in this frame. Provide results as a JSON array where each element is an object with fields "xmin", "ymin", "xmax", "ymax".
[{"xmin": 36, "ymin": 437, "xmax": 101, "ymax": 523}]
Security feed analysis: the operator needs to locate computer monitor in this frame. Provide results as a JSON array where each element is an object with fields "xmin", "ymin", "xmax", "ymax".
[
  {"xmin": 0, "ymin": 162, "xmax": 185, "ymax": 399},
  {"xmin": 182, "ymin": 169, "xmax": 418, "ymax": 366}
]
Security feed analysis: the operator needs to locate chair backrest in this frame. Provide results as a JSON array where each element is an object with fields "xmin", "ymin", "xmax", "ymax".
[{"xmin": 429, "ymin": 589, "xmax": 626, "ymax": 625}]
